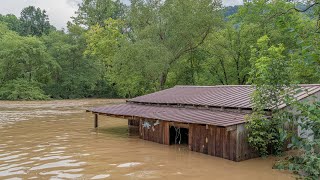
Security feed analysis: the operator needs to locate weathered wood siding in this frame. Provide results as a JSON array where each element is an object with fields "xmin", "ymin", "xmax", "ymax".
[
  {"xmin": 139, "ymin": 119, "xmax": 170, "ymax": 145},
  {"xmin": 236, "ymin": 124, "xmax": 257, "ymax": 161},
  {"xmin": 189, "ymin": 124, "xmax": 238, "ymax": 161},
  {"xmin": 137, "ymin": 119, "xmax": 256, "ymax": 161}
]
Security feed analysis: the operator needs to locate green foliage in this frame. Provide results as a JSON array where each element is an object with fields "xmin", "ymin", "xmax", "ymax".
[
  {"xmin": 246, "ymin": 113, "xmax": 273, "ymax": 156},
  {"xmin": 249, "ymin": 35, "xmax": 291, "ymax": 110},
  {"xmin": 246, "ymin": 35, "xmax": 291, "ymax": 156},
  {"xmin": 72, "ymin": 0, "xmax": 126, "ymax": 27},
  {"xmin": 0, "ymin": 22, "xmax": 12, "ymax": 37},
  {"xmin": 246, "ymin": 111, "xmax": 288, "ymax": 157},
  {"xmin": 111, "ymin": 40, "xmax": 172, "ymax": 97},
  {"xmin": 243, "ymin": 8, "xmax": 320, "ymax": 178},
  {"xmin": 0, "ymin": 29, "xmax": 58, "ymax": 84},
  {"xmin": 128, "ymin": 0, "xmax": 223, "ymax": 89},
  {"xmin": 0, "ymin": 14, "xmax": 21, "ymax": 33},
  {"xmin": 20, "ymin": 6, "xmax": 53, "ymax": 36},
  {"xmin": 203, "ymin": 23, "xmax": 258, "ymax": 85},
  {"xmin": 85, "ymin": 18, "xmax": 125, "ymax": 67},
  {"xmin": 0, "ymin": 79, "xmax": 49, "ymax": 100},
  {"xmin": 0, "ymin": 0, "xmax": 319, "ymax": 102},
  {"xmin": 274, "ymin": 101, "xmax": 320, "ymax": 179},
  {"xmin": 41, "ymin": 26, "xmax": 110, "ymax": 99}
]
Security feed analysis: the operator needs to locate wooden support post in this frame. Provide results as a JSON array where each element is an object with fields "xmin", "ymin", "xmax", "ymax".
[{"xmin": 94, "ymin": 113, "xmax": 98, "ymax": 128}]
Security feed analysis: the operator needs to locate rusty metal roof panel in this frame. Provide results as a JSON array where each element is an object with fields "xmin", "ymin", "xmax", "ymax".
[
  {"xmin": 128, "ymin": 85, "xmax": 320, "ymax": 109},
  {"xmin": 89, "ymin": 104, "xmax": 247, "ymax": 127},
  {"xmin": 278, "ymin": 85, "xmax": 320, "ymax": 109}
]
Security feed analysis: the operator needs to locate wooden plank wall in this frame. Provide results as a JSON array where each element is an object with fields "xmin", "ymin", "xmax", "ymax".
[
  {"xmin": 138, "ymin": 119, "xmax": 255, "ymax": 161},
  {"xmin": 139, "ymin": 119, "xmax": 170, "ymax": 145},
  {"xmin": 236, "ymin": 124, "xmax": 258, "ymax": 161},
  {"xmin": 189, "ymin": 124, "xmax": 238, "ymax": 161}
]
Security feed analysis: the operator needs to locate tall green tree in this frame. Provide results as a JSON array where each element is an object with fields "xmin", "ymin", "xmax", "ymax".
[
  {"xmin": 203, "ymin": 23, "xmax": 258, "ymax": 85},
  {"xmin": 0, "ymin": 28, "xmax": 57, "ymax": 83},
  {"xmin": 72, "ymin": 0, "xmax": 126, "ymax": 27},
  {"xmin": 41, "ymin": 23, "xmax": 115, "ymax": 99},
  {"xmin": 0, "ymin": 23, "xmax": 57, "ymax": 100},
  {"xmin": 20, "ymin": 6, "xmax": 53, "ymax": 36},
  {"xmin": 246, "ymin": 35, "xmax": 292, "ymax": 156},
  {"xmin": 85, "ymin": 18, "xmax": 125, "ymax": 67},
  {"xmin": 0, "ymin": 14, "xmax": 22, "ymax": 33},
  {"xmin": 127, "ymin": 0, "xmax": 223, "ymax": 89},
  {"xmin": 202, "ymin": 0, "xmax": 318, "ymax": 86}
]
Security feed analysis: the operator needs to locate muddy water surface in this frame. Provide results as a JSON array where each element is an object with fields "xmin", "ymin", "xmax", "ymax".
[{"xmin": 0, "ymin": 99, "xmax": 293, "ymax": 180}]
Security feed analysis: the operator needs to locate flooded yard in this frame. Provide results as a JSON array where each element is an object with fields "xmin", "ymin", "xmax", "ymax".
[{"xmin": 0, "ymin": 99, "xmax": 293, "ymax": 179}]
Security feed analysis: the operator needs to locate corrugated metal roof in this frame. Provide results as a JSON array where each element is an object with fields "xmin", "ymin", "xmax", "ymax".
[
  {"xmin": 90, "ymin": 104, "xmax": 247, "ymax": 127},
  {"xmin": 88, "ymin": 84, "xmax": 319, "ymax": 127},
  {"xmin": 128, "ymin": 85, "xmax": 320, "ymax": 109}
]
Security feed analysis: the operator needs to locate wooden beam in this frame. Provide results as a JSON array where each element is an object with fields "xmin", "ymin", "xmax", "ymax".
[
  {"xmin": 169, "ymin": 122, "xmax": 189, "ymax": 129},
  {"xmin": 188, "ymin": 124, "xmax": 194, "ymax": 150},
  {"xmin": 94, "ymin": 113, "xmax": 98, "ymax": 128},
  {"xmin": 226, "ymin": 125, "xmax": 237, "ymax": 132},
  {"xmin": 163, "ymin": 121, "xmax": 170, "ymax": 145}
]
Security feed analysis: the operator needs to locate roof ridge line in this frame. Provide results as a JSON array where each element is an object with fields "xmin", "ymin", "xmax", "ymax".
[
  {"xmin": 174, "ymin": 85, "xmax": 251, "ymax": 88},
  {"xmin": 174, "ymin": 84, "xmax": 320, "ymax": 88}
]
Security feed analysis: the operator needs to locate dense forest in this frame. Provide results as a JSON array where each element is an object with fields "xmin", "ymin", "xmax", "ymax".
[{"xmin": 0, "ymin": 0, "xmax": 319, "ymax": 100}]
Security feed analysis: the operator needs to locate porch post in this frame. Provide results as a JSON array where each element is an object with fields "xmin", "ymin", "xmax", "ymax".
[{"xmin": 94, "ymin": 113, "xmax": 98, "ymax": 128}]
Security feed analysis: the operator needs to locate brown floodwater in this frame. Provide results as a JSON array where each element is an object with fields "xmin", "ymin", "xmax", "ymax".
[{"xmin": 0, "ymin": 99, "xmax": 294, "ymax": 180}]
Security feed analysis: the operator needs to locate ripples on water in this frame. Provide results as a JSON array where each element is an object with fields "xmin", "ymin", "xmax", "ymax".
[{"xmin": 0, "ymin": 99, "xmax": 293, "ymax": 179}]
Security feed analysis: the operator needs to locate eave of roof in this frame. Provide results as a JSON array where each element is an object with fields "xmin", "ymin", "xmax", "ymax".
[{"xmin": 88, "ymin": 104, "xmax": 247, "ymax": 127}]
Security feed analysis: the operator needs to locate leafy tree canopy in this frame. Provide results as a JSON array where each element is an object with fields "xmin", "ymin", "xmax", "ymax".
[{"xmin": 20, "ymin": 6, "xmax": 54, "ymax": 36}]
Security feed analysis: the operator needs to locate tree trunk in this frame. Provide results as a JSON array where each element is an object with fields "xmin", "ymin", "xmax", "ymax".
[{"xmin": 159, "ymin": 71, "xmax": 168, "ymax": 90}]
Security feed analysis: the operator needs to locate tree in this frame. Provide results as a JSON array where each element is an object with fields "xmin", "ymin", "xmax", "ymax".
[
  {"xmin": 0, "ymin": 14, "xmax": 22, "ymax": 33},
  {"xmin": 203, "ymin": 23, "xmax": 258, "ymax": 85},
  {"xmin": 85, "ymin": 18, "xmax": 125, "ymax": 67},
  {"xmin": 111, "ymin": 40, "xmax": 172, "ymax": 97},
  {"xmin": 0, "ymin": 22, "xmax": 12, "ymax": 37},
  {"xmin": 128, "ymin": 0, "xmax": 223, "ymax": 89},
  {"xmin": 41, "ymin": 23, "xmax": 115, "ymax": 99},
  {"xmin": 0, "ymin": 30, "xmax": 58, "ymax": 84},
  {"xmin": 0, "ymin": 79, "xmax": 49, "ymax": 100},
  {"xmin": 20, "ymin": 6, "xmax": 53, "ymax": 36},
  {"xmin": 0, "ymin": 23, "xmax": 58, "ymax": 100},
  {"xmin": 72, "ymin": 0, "xmax": 126, "ymax": 27},
  {"xmin": 203, "ymin": 0, "xmax": 318, "ymax": 87},
  {"xmin": 246, "ymin": 35, "xmax": 291, "ymax": 156}
]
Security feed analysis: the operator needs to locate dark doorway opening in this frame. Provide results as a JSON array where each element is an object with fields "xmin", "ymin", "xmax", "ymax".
[{"xmin": 169, "ymin": 126, "xmax": 189, "ymax": 145}]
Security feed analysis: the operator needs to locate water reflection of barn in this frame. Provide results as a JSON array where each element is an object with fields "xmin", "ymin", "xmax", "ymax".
[{"xmin": 87, "ymin": 85, "xmax": 320, "ymax": 162}]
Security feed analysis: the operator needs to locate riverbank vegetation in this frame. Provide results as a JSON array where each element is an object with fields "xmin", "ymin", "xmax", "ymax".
[
  {"xmin": 246, "ymin": 35, "xmax": 320, "ymax": 179},
  {"xmin": 0, "ymin": 0, "xmax": 319, "ymax": 100}
]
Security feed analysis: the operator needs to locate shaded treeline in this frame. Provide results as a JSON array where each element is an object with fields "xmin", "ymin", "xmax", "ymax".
[{"xmin": 0, "ymin": 0, "xmax": 319, "ymax": 100}]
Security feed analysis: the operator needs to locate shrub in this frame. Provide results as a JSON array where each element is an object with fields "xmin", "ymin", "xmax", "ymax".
[{"xmin": 0, "ymin": 79, "xmax": 49, "ymax": 100}]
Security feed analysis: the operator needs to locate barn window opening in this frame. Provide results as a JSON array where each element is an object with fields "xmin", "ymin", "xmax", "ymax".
[{"xmin": 169, "ymin": 126, "xmax": 188, "ymax": 145}]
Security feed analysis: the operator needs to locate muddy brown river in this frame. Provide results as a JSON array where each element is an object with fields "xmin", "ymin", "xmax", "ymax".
[{"xmin": 0, "ymin": 99, "xmax": 293, "ymax": 180}]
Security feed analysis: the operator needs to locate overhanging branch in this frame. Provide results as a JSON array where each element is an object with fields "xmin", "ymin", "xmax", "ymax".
[{"xmin": 269, "ymin": 2, "xmax": 319, "ymax": 19}]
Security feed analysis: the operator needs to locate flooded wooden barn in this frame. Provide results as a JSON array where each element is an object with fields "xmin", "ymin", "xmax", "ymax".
[{"xmin": 87, "ymin": 85, "xmax": 320, "ymax": 162}]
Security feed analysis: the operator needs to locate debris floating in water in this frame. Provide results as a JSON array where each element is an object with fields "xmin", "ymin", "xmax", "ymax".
[
  {"xmin": 91, "ymin": 174, "xmax": 110, "ymax": 179},
  {"xmin": 117, "ymin": 162, "xmax": 141, "ymax": 168}
]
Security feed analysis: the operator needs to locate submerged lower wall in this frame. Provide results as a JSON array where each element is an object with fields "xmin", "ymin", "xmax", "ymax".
[
  {"xmin": 189, "ymin": 124, "xmax": 256, "ymax": 161},
  {"xmin": 131, "ymin": 118, "xmax": 256, "ymax": 161},
  {"xmin": 139, "ymin": 119, "xmax": 170, "ymax": 145},
  {"xmin": 189, "ymin": 124, "xmax": 236, "ymax": 161},
  {"xmin": 235, "ymin": 124, "xmax": 257, "ymax": 161}
]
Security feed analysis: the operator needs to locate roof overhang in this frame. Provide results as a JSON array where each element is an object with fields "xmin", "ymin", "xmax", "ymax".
[{"xmin": 88, "ymin": 104, "xmax": 248, "ymax": 127}]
